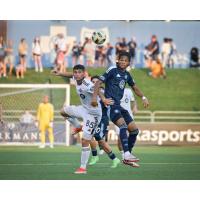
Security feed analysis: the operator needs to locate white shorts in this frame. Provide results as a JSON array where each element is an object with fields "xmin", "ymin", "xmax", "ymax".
[{"xmin": 63, "ymin": 105, "xmax": 102, "ymax": 140}]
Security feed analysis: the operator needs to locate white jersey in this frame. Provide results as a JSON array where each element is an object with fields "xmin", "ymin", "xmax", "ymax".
[
  {"xmin": 32, "ymin": 42, "xmax": 42, "ymax": 55},
  {"xmin": 75, "ymin": 78, "xmax": 101, "ymax": 115},
  {"xmin": 120, "ymin": 88, "xmax": 135, "ymax": 114},
  {"xmin": 20, "ymin": 113, "xmax": 35, "ymax": 124}
]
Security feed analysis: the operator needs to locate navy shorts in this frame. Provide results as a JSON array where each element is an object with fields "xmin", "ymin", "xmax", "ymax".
[
  {"xmin": 94, "ymin": 106, "xmax": 109, "ymax": 140},
  {"xmin": 108, "ymin": 104, "xmax": 133, "ymax": 125}
]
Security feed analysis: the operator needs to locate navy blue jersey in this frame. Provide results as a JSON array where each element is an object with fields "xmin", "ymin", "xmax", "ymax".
[{"xmin": 99, "ymin": 66, "xmax": 135, "ymax": 105}]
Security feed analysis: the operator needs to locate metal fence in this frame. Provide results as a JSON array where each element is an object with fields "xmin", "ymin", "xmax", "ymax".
[{"xmin": 2, "ymin": 110, "xmax": 200, "ymax": 124}]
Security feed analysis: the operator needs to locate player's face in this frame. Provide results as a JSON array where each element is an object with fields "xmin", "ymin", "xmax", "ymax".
[
  {"xmin": 118, "ymin": 56, "xmax": 130, "ymax": 70},
  {"xmin": 91, "ymin": 78, "xmax": 99, "ymax": 85},
  {"xmin": 43, "ymin": 96, "xmax": 49, "ymax": 103},
  {"xmin": 73, "ymin": 69, "xmax": 85, "ymax": 81}
]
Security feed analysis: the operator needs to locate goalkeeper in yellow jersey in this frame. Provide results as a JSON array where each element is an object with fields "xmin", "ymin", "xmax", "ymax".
[{"xmin": 36, "ymin": 95, "xmax": 54, "ymax": 148}]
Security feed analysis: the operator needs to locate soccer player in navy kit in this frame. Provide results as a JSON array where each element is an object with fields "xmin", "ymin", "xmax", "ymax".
[{"xmin": 91, "ymin": 52, "xmax": 149, "ymax": 167}]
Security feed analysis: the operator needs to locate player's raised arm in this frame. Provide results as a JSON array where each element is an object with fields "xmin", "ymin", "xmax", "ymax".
[
  {"xmin": 51, "ymin": 69, "xmax": 73, "ymax": 78},
  {"xmin": 131, "ymin": 85, "xmax": 149, "ymax": 108},
  {"xmin": 91, "ymin": 79, "xmax": 103, "ymax": 107}
]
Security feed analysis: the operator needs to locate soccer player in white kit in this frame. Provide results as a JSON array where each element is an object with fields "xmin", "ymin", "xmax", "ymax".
[{"xmin": 52, "ymin": 64, "xmax": 119, "ymax": 174}]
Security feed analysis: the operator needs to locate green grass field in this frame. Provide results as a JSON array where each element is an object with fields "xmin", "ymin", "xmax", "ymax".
[
  {"xmin": 0, "ymin": 68, "xmax": 200, "ymax": 111},
  {"xmin": 0, "ymin": 145, "xmax": 200, "ymax": 180}
]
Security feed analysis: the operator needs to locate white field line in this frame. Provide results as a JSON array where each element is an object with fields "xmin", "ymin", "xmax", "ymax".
[{"xmin": 0, "ymin": 162, "xmax": 200, "ymax": 166}]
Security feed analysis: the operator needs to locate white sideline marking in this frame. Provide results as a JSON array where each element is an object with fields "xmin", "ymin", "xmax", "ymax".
[{"xmin": 0, "ymin": 162, "xmax": 200, "ymax": 166}]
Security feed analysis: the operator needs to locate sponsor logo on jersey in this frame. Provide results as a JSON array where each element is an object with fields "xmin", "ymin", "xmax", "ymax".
[
  {"xmin": 114, "ymin": 109, "xmax": 119, "ymax": 114},
  {"xmin": 116, "ymin": 74, "xmax": 121, "ymax": 78}
]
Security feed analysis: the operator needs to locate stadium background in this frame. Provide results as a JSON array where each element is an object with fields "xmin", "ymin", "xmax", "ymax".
[
  {"xmin": 0, "ymin": 20, "xmax": 200, "ymax": 179},
  {"xmin": 5, "ymin": 20, "xmax": 200, "ymax": 67}
]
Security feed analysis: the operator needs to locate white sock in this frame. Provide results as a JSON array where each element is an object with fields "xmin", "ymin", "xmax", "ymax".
[
  {"xmin": 120, "ymin": 151, "xmax": 124, "ymax": 159},
  {"xmin": 124, "ymin": 151, "xmax": 131, "ymax": 159},
  {"xmin": 67, "ymin": 117, "xmax": 81, "ymax": 128},
  {"xmin": 80, "ymin": 146, "xmax": 90, "ymax": 169}
]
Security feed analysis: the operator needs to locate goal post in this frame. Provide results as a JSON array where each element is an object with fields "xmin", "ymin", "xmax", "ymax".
[{"xmin": 0, "ymin": 84, "xmax": 71, "ymax": 146}]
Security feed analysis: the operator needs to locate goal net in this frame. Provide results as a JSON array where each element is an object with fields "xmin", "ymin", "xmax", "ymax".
[{"xmin": 0, "ymin": 84, "xmax": 71, "ymax": 146}]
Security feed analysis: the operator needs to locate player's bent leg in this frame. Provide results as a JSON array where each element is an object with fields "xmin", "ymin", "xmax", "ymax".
[
  {"xmin": 115, "ymin": 119, "xmax": 139, "ymax": 166},
  {"xmin": 61, "ymin": 106, "xmax": 83, "ymax": 136}
]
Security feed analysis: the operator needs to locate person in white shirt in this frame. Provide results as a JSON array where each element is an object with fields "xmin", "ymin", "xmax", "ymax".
[
  {"xmin": 19, "ymin": 110, "xmax": 36, "ymax": 140},
  {"xmin": 52, "ymin": 64, "xmax": 120, "ymax": 174},
  {"xmin": 54, "ymin": 33, "xmax": 68, "ymax": 73},
  {"xmin": 161, "ymin": 38, "xmax": 171, "ymax": 68},
  {"xmin": 32, "ymin": 37, "xmax": 43, "ymax": 72}
]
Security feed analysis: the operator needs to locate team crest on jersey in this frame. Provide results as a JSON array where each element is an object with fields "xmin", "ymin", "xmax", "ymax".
[
  {"xmin": 119, "ymin": 80, "xmax": 125, "ymax": 89},
  {"xmin": 114, "ymin": 109, "xmax": 120, "ymax": 114},
  {"xmin": 116, "ymin": 74, "xmax": 121, "ymax": 78}
]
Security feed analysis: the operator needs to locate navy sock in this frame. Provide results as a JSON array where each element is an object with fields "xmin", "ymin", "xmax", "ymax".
[
  {"xmin": 91, "ymin": 149, "xmax": 97, "ymax": 156},
  {"xmin": 107, "ymin": 151, "xmax": 116, "ymax": 160},
  {"xmin": 128, "ymin": 129, "xmax": 139, "ymax": 153},
  {"xmin": 119, "ymin": 125, "xmax": 129, "ymax": 152}
]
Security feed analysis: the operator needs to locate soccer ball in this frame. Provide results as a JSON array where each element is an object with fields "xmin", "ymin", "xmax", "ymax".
[{"xmin": 92, "ymin": 31, "xmax": 106, "ymax": 45}]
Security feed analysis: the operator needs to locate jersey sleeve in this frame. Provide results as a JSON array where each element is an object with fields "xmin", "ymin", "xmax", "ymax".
[
  {"xmin": 99, "ymin": 66, "xmax": 115, "ymax": 82},
  {"xmin": 127, "ymin": 72, "xmax": 135, "ymax": 87}
]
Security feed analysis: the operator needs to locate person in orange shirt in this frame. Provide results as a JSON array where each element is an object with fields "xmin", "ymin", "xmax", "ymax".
[
  {"xmin": 149, "ymin": 58, "xmax": 166, "ymax": 79},
  {"xmin": 36, "ymin": 95, "xmax": 54, "ymax": 148}
]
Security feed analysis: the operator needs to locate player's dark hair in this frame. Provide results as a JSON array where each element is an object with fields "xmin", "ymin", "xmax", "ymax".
[
  {"xmin": 118, "ymin": 51, "xmax": 131, "ymax": 62},
  {"xmin": 91, "ymin": 75, "xmax": 100, "ymax": 81},
  {"xmin": 73, "ymin": 64, "xmax": 85, "ymax": 71}
]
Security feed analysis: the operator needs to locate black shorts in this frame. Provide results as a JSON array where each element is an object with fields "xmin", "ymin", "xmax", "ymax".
[
  {"xmin": 108, "ymin": 104, "xmax": 133, "ymax": 125},
  {"xmin": 33, "ymin": 53, "xmax": 41, "ymax": 56},
  {"xmin": 19, "ymin": 54, "xmax": 26, "ymax": 58}
]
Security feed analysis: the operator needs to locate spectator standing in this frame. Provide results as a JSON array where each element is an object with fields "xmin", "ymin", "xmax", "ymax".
[
  {"xmin": 0, "ymin": 36, "xmax": 6, "ymax": 78},
  {"xmin": 161, "ymin": 38, "xmax": 171, "ymax": 68},
  {"xmin": 18, "ymin": 38, "xmax": 28, "ymax": 73},
  {"xmin": 128, "ymin": 37, "xmax": 137, "ymax": 67},
  {"xmin": 83, "ymin": 38, "xmax": 95, "ymax": 67},
  {"xmin": 32, "ymin": 37, "xmax": 43, "ymax": 72},
  {"xmin": 4, "ymin": 39, "xmax": 15, "ymax": 76},
  {"xmin": 106, "ymin": 42, "xmax": 114, "ymax": 67}
]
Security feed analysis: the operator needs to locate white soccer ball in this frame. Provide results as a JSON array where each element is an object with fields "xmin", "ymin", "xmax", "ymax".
[{"xmin": 92, "ymin": 31, "xmax": 106, "ymax": 45}]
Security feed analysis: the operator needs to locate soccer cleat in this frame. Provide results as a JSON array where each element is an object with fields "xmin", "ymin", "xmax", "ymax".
[
  {"xmin": 124, "ymin": 153, "xmax": 140, "ymax": 162},
  {"xmin": 49, "ymin": 144, "xmax": 54, "ymax": 149},
  {"xmin": 99, "ymin": 149, "xmax": 105, "ymax": 155},
  {"xmin": 122, "ymin": 160, "xmax": 140, "ymax": 168},
  {"xmin": 111, "ymin": 158, "xmax": 120, "ymax": 168},
  {"xmin": 74, "ymin": 167, "xmax": 87, "ymax": 174},
  {"xmin": 89, "ymin": 156, "xmax": 99, "ymax": 165},
  {"xmin": 72, "ymin": 126, "xmax": 82, "ymax": 135}
]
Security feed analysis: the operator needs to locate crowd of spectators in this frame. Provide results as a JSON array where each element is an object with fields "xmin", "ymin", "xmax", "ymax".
[{"xmin": 0, "ymin": 33, "xmax": 199, "ymax": 79}]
